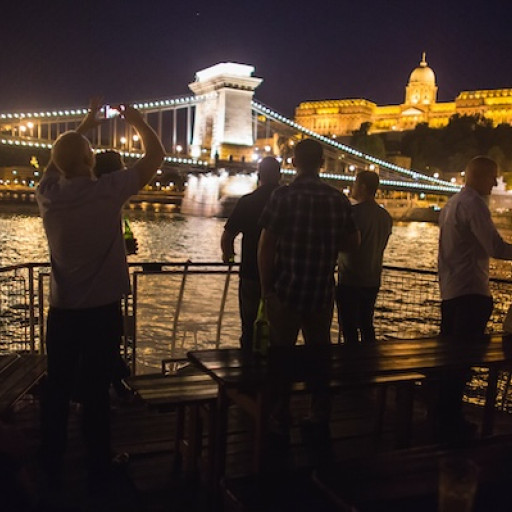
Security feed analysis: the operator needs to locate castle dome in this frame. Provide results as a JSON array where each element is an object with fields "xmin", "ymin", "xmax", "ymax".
[{"xmin": 408, "ymin": 52, "xmax": 436, "ymax": 85}]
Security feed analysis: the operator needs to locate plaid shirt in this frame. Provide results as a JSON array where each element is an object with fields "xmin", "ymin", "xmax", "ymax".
[{"xmin": 259, "ymin": 173, "xmax": 356, "ymax": 311}]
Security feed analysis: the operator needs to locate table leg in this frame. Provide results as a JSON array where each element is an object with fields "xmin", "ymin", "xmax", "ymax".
[
  {"xmin": 253, "ymin": 390, "xmax": 268, "ymax": 474},
  {"xmin": 482, "ymin": 367, "xmax": 499, "ymax": 437},
  {"xmin": 394, "ymin": 381, "xmax": 415, "ymax": 448},
  {"xmin": 212, "ymin": 385, "xmax": 229, "ymax": 490}
]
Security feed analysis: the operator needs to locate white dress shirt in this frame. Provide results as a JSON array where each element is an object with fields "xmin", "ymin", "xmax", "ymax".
[
  {"xmin": 438, "ymin": 186, "xmax": 512, "ymax": 300},
  {"xmin": 37, "ymin": 166, "xmax": 140, "ymax": 309}
]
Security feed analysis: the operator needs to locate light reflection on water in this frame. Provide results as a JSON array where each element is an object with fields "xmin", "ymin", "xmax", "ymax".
[{"xmin": 2, "ymin": 207, "xmax": 512, "ymax": 372}]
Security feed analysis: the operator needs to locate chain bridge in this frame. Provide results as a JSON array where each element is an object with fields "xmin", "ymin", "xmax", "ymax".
[{"xmin": 0, "ymin": 62, "xmax": 460, "ymax": 205}]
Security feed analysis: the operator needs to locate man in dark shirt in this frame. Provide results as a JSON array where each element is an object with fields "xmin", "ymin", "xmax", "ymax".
[
  {"xmin": 338, "ymin": 171, "xmax": 392, "ymax": 344},
  {"xmin": 221, "ymin": 157, "xmax": 281, "ymax": 351}
]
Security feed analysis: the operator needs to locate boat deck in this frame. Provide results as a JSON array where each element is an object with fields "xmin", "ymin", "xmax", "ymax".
[{"xmin": 6, "ymin": 379, "xmax": 512, "ymax": 512}]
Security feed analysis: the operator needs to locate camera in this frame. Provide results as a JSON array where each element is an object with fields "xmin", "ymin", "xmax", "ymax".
[{"xmin": 103, "ymin": 105, "xmax": 119, "ymax": 119}]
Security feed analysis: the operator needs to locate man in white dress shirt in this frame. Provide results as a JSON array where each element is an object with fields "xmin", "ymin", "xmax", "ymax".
[
  {"xmin": 438, "ymin": 156, "xmax": 512, "ymax": 335},
  {"xmin": 437, "ymin": 155, "xmax": 512, "ymax": 439},
  {"xmin": 37, "ymin": 100, "xmax": 165, "ymax": 494}
]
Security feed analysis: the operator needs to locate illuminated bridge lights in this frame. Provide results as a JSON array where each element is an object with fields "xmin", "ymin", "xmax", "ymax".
[
  {"xmin": 252, "ymin": 100, "xmax": 460, "ymax": 193},
  {"xmin": 0, "ymin": 95, "xmax": 206, "ymax": 120}
]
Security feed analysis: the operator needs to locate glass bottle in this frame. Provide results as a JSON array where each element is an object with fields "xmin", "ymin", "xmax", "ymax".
[{"xmin": 253, "ymin": 298, "xmax": 270, "ymax": 358}]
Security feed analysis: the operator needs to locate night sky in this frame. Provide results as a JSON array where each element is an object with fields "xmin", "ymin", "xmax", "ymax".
[{"xmin": 1, "ymin": 0, "xmax": 512, "ymax": 118}]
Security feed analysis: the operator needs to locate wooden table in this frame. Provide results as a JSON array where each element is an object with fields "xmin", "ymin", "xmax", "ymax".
[{"xmin": 188, "ymin": 334, "xmax": 512, "ymax": 485}]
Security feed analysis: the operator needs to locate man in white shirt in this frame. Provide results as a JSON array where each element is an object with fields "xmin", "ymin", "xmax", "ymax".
[
  {"xmin": 437, "ymin": 155, "xmax": 512, "ymax": 440},
  {"xmin": 37, "ymin": 100, "xmax": 165, "ymax": 493},
  {"xmin": 438, "ymin": 156, "xmax": 512, "ymax": 335}
]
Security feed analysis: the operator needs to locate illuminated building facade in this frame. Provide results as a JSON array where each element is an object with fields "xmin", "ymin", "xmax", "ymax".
[{"xmin": 295, "ymin": 53, "xmax": 512, "ymax": 136}]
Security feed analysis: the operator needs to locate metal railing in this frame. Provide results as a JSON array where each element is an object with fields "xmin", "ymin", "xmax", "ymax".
[{"xmin": 1, "ymin": 262, "xmax": 512, "ymax": 375}]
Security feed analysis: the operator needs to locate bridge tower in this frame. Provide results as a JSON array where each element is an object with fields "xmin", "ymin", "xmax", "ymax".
[{"xmin": 189, "ymin": 62, "xmax": 262, "ymax": 161}]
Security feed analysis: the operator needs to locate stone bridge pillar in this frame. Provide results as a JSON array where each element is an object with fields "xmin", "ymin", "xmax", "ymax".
[{"xmin": 189, "ymin": 63, "xmax": 262, "ymax": 161}]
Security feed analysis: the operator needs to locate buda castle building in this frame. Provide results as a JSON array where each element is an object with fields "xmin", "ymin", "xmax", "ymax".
[{"xmin": 295, "ymin": 54, "xmax": 512, "ymax": 136}]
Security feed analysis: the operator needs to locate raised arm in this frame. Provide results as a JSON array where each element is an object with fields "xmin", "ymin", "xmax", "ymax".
[
  {"xmin": 121, "ymin": 105, "xmax": 165, "ymax": 190},
  {"xmin": 76, "ymin": 97, "xmax": 104, "ymax": 136}
]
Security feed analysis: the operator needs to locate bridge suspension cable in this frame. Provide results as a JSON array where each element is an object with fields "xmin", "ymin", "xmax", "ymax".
[{"xmin": 252, "ymin": 100, "xmax": 460, "ymax": 193}]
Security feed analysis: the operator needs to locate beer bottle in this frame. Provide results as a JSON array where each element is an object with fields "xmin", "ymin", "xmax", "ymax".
[
  {"xmin": 123, "ymin": 217, "xmax": 137, "ymax": 255},
  {"xmin": 253, "ymin": 298, "xmax": 270, "ymax": 358},
  {"xmin": 123, "ymin": 217, "xmax": 134, "ymax": 241}
]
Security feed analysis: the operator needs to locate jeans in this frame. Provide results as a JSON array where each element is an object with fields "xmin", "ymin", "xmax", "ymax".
[
  {"xmin": 41, "ymin": 301, "xmax": 122, "ymax": 476},
  {"xmin": 266, "ymin": 295, "xmax": 333, "ymax": 425},
  {"xmin": 238, "ymin": 277, "xmax": 261, "ymax": 352},
  {"xmin": 337, "ymin": 284, "xmax": 379, "ymax": 345}
]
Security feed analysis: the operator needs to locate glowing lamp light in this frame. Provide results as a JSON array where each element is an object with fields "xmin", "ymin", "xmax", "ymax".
[
  {"xmin": 176, "ymin": 145, "xmax": 183, "ymax": 154},
  {"xmin": 132, "ymin": 135, "xmax": 140, "ymax": 142},
  {"xmin": 349, "ymin": 165, "xmax": 356, "ymax": 172},
  {"xmin": 433, "ymin": 172, "xmax": 439, "ymax": 178},
  {"xmin": 156, "ymin": 169, "xmax": 162, "ymax": 175},
  {"xmin": 27, "ymin": 122, "xmax": 34, "ymax": 129},
  {"xmin": 461, "ymin": 171, "xmax": 465, "ymax": 176},
  {"xmin": 450, "ymin": 177, "xmax": 456, "ymax": 183},
  {"xmin": 120, "ymin": 137, "xmax": 127, "ymax": 145},
  {"xmin": 264, "ymin": 145, "xmax": 271, "ymax": 152},
  {"xmin": 369, "ymin": 164, "xmax": 375, "ymax": 171},
  {"xmin": 19, "ymin": 125, "xmax": 27, "ymax": 132}
]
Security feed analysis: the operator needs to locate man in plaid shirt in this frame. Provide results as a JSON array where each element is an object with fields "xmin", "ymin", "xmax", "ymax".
[{"xmin": 258, "ymin": 139, "xmax": 359, "ymax": 444}]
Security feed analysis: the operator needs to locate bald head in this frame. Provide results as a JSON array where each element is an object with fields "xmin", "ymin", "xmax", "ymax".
[
  {"xmin": 258, "ymin": 156, "xmax": 281, "ymax": 185},
  {"xmin": 52, "ymin": 131, "xmax": 94, "ymax": 178},
  {"xmin": 465, "ymin": 156, "xmax": 498, "ymax": 196}
]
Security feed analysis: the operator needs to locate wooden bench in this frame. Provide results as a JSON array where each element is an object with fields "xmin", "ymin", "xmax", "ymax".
[
  {"xmin": 126, "ymin": 362, "xmax": 218, "ymax": 474},
  {"xmin": 0, "ymin": 353, "xmax": 47, "ymax": 419},
  {"xmin": 129, "ymin": 349, "xmax": 425, "ymax": 482}
]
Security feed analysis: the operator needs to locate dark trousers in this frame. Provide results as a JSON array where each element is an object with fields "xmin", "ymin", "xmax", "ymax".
[
  {"xmin": 441, "ymin": 294, "xmax": 493, "ymax": 337},
  {"xmin": 41, "ymin": 301, "xmax": 121, "ymax": 476},
  {"xmin": 435, "ymin": 295, "xmax": 493, "ymax": 435},
  {"xmin": 238, "ymin": 277, "xmax": 261, "ymax": 352},
  {"xmin": 337, "ymin": 284, "xmax": 379, "ymax": 345}
]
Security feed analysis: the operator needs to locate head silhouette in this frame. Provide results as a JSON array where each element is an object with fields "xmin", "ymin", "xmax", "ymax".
[
  {"xmin": 353, "ymin": 170, "xmax": 380, "ymax": 201},
  {"xmin": 52, "ymin": 131, "xmax": 94, "ymax": 178},
  {"xmin": 465, "ymin": 156, "xmax": 498, "ymax": 196},
  {"xmin": 94, "ymin": 150, "xmax": 125, "ymax": 177},
  {"xmin": 292, "ymin": 139, "xmax": 324, "ymax": 174},
  {"xmin": 258, "ymin": 156, "xmax": 281, "ymax": 185}
]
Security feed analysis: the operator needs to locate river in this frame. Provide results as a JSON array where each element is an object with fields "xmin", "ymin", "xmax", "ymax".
[
  {"xmin": 0, "ymin": 207, "xmax": 444, "ymax": 268},
  {"xmin": 2, "ymin": 206, "xmax": 512, "ymax": 273},
  {"xmin": 2, "ymin": 206, "xmax": 512, "ymax": 372}
]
